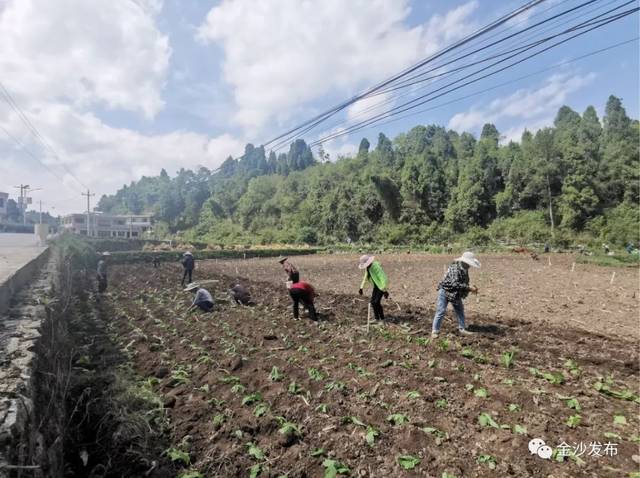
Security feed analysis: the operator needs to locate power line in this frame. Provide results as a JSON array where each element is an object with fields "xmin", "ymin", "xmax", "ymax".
[
  {"xmin": 309, "ymin": 5, "xmax": 638, "ymax": 146},
  {"xmin": 260, "ymin": 0, "xmax": 547, "ymax": 150},
  {"xmin": 0, "ymin": 81, "xmax": 88, "ymax": 190},
  {"xmin": 305, "ymin": 37, "xmax": 638, "ymax": 149}
]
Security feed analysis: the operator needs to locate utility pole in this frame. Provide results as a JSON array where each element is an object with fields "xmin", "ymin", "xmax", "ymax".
[
  {"xmin": 38, "ymin": 200, "xmax": 43, "ymax": 224},
  {"xmin": 13, "ymin": 184, "xmax": 29, "ymax": 225},
  {"xmin": 81, "ymin": 189, "xmax": 95, "ymax": 237}
]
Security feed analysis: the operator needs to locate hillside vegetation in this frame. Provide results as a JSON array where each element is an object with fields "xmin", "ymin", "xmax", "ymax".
[{"xmin": 97, "ymin": 95, "xmax": 639, "ymax": 248}]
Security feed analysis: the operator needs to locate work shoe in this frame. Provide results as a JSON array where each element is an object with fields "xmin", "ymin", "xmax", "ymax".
[
  {"xmin": 431, "ymin": 331, "xmax": 439, "ymax": 338},
  {"xmin": 458, "ymin": 328, "xmax": 473, "ymax": 335}
]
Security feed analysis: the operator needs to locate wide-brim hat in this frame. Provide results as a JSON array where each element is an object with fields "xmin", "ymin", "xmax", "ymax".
[
  {"xmin": 184, "ymin": 282, "xmax": 199, "ymax": 292},
  {"xmin": 277, "ymin": 256, "xmax": 288, "ymax": 264},
  {"xmin": 101, "ymin": 251, "xmax": 111, "ymax": 256},
  {"xmin": 456, "ymin": 251, "xmax": 481, "ymax": 268},
  {"xmin": 358, "ymin": 254, "xmax": 375, "ymax": 270},
  {"xmin": 184, "ymin": 251, "xmax": 192, "ymax": 256}
]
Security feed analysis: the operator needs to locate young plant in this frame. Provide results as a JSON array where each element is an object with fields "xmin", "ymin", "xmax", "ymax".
[
  {"xmin": 325, "ymin": 381, "xmax": 346, "ymax": 392},
  {"xmin": 406, "ymin": 391, "xmax": 421, "ymax": 400},
  {"xmin": 270, "ymin": 366, "xmax": 284, "ymax": 382},
  {"xmin": 566, "ymin": 414, "xmax": 581, "ymax": 428},
  {"xmin": 308, "ymin": 367, "xmax": 325, "ymax": 381},
  {"xmin": 254, "ymin": 403, "xmax": 269, "ymax": 418},
  {"xmin": 507, "ymin": 403, "xmax": 521, "ymax": 412},
  {"xmin": 365, "ymin": 426, "xmax": 380, "ymax": 446},
  {"xmin": 500, "ymin": 350, "xmax": 515, "ymax": 368},
  {"xmin": 342, "ymin": 416, "xmax": 366, "ymax": 427},
  {"xmin": 513, "ymin": 424, "xmax": 527, "ymax": 435},
  {"xmin": 437, "ymin": 338, "xmax": 451, "ymax": 351},
  {"xmin": 387, "ymin": 413, "xmax": 409, "ymax": 426},
  {"xmin": 474, "ymin": 388, "xmax": 488, "ymax": 398},
  {"xmin": 322, "ymin": 459, "xmax": 350, "ymax": 478},
  {"xmin": 310, "ymin": 448, "xmax": 326, "ymax": 457},
  {"xmin": 478, "ymin": 412, "xmax": 500, "ymax": 429},
  {"xmin": 566, "ymin": 398, "xmax": 581, "ymax": 411},
  {"xmin": 477, "ymin": 454, "xmax": 497, "ymax": 470},
  {"xmin": 315, "ymin": 403, "xmax": 329, "ymax": 413},
  {"xmin": 397, "ymin": 455, "xmax": 420, "ymax": 470},
  {"xmin": 435, "ymin": 398, "xmax": 448, "ymax": 409},
  {"xmin": 288, "ymin": 381, "xmax": 303, "ymax": 395},
  {"xmin": 242, "ymin": 392, "xmax": 262, "ymax": 406},
  {"xmin": 246, "ymin": 442, "xmax": 265, "ymax": 460},
  {"xmin": 422, "ymin": 426, "xmax": 448, "ymax": 445},
  {"xmin": 165, "ymin": 447, "xmax": 190, "ymax": 465}
]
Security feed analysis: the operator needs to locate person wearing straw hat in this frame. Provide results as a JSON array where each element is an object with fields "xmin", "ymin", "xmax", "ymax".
[
  {"xmin": 358, "ymin": 255, "xmax": 389, "ymax": 322},
  {"xmin": 97, "ymin": 251, "xmax": 110, "ymax": 293},
  {"xmin": 181, "ymin": 251, "xmax": 195, "ymax": 287},
  {"xmin": 185, "ymin": 283, "xmax": 214, "ymax": 312},
  {"xmin": 278, "ymin": 256, "xmax": 299, "ymax": 283},
  {"xmin": 431, "ymin": 251, "xmax": 480, "ymax": 338}
]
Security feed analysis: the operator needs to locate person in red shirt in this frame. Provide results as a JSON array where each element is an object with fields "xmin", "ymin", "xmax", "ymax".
[{"xmin": 289, "ymin": 280, "xmax": 318, "ymax": 322}]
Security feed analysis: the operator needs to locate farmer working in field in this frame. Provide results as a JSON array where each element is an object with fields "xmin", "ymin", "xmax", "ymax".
[
  {"xmin": 229, "ymin": 282, "xmax": 251, "ymax": 305},
  {"xmin": 431, "ymin": 251, "xmax": 480, "ymax": 338},
  {"xmin": 96, "ymin": 251, "xmax": 110, "ymax": 294},
  {"xmin": 358, "ymin": 255, "xmax": 389, "ymax": 322},
  {"xmin": 185, "ymin": 283, "xmax": 214, "ymax": 312},
  {"xmin": 278, "ymin": 256, "xmax": 299, "ymax": 283},
  {"xmin": 181, "ymin": 251, "xmax": 195, "ymax": 286},
  {"xmin": 288, "ymin": 280, "xmax": 318, "ymax": 322}
]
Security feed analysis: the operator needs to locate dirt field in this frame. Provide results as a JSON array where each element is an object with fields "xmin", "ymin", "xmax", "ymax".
[{"xmin": 104, "ymin": 253, "xmax": 640, "ymax": 478}]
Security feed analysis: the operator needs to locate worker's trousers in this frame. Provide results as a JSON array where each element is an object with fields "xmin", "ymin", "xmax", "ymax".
[
  {"xmin": 370, "ymin": 285, "xmax": 385, "ymax": 321},
  {"xmin": 431, "ymin": 288, "xmax": 465, "ymax": 332},
  {"xmin": 182, "ymin": 268, "xmax": 193, "ymax": 286},
  {"xmin": 289, "ymin": 289, "xmax": 317, "ymax": 321}
]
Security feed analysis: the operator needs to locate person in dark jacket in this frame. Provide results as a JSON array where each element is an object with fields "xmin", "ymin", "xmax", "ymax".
[
  {"xmin": 181, "ymin": 251, "xmax": 195, "ymax": 286},
  {"xmin": 229, "ymin": 282, "xmax": 251, "ymax": 305},
  {"xmin": 185, "ymin": 283, "xmax": 214, "ymax": 312},
  {"xmin": 358, "ymin": 255, "xmax": 389, "ymax": 321},
  {"xmin": 278, "ymin": 256, "xmax": 299, "ymax": 283},
  {"xmin": 97, "ymin": 251, "xmax": 110, "ymax": 293},
  {"xmin": 431, "ymin": 251, "xmax": 480, "ymax": 337},
  {"xmin": 289, "ymin": 280, "xmax": 317, "ymax": 321}
]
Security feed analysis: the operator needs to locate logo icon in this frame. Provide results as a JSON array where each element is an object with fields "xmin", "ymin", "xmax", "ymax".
[{"xmin": 529, "ymin": 438, "xmax": 552, "ymax": 459}]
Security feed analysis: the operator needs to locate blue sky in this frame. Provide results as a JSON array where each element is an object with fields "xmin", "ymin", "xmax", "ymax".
[{"xmin": 0, "ymin": 0, "xmax": 637, "ymax": 214}]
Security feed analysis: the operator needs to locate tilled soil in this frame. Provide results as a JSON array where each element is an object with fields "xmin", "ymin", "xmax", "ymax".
[{"xmin": 105, "ymin": 256, "xmax": 639, "ymax": 478}]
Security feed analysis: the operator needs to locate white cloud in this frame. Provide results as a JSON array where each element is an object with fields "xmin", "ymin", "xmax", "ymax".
[
  {"xmin": 0, "ymin": 0, "xmax": 171, "ymax": 118},
  {"xmin": 198, "ymin": 0, "xmax": 478, "ymax": 132},
  {"xmin": 447, "ymin": 71, "xmax": 596, "ymax": 140}
]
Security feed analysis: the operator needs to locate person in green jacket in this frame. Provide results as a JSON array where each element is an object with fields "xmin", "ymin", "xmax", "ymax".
[{"xmin": 358, "ymin": 255, "xmax": 389, "ymax": 321}]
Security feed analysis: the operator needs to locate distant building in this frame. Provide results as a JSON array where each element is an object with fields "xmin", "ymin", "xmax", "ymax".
[
  {"xmin": 62, "ymin": 213, "xmax": 153, "ymax": 238},
  {"xmin": 0, "ymin": 192, "xmax": 8, "ymax": 221}
]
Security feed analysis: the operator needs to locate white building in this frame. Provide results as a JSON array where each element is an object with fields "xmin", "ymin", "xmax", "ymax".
[
  {"xmin": 62, "ymin": 213, "xmax": 153, "ymax": 238},
  {"xmin": 0, "ymin": 192, "xmax": 8, "ymax": 221}
]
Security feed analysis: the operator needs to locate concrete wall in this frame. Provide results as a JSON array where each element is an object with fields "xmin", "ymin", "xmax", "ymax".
[{"xmin": 0, "ymin": 248, "xmax": 49, "ymax": 317}]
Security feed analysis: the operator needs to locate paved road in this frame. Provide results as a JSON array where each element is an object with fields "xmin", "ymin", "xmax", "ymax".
[{"xmin": 0, "ymin": 233, "xmax": 47, "ymax": 285}]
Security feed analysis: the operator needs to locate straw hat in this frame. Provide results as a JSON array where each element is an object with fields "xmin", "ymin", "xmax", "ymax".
[
  {"xmin": 184, "ymin": 282, "xmax": 199, "ymax": 292},
  {"xmin": 455, "ymin": 251, "xmax": 481, "ymax": 268},
  {"xmin": 101, "ymin": 251, "xmax": 111, "ymax": 256},
  {"xmin": 277, "ymin": 256, "xmax": 288, "ymax": 264},
  {"xmin": 184, "ymin": 251, "xmax": 192, "ymax": 256},
  {"xmin": 358, "ymin": 254, "xmax": 375, "ymax": 270}
]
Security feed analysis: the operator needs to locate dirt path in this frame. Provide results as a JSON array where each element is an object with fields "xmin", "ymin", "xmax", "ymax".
[{"xmin": 104, "ymin": 260, "xmax": 639, "ymax": 477}]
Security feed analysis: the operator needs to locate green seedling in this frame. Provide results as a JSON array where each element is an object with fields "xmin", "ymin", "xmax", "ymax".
[
  {"xmin": 603, "ymin": 431, "xmax": 621, "ymax": 439},
  {"xmin": 310, "ymin": 448, "xmax": 326, "ymax": 457},
  {"xmin": 316, "ymin": 403, "xmax": 329, "ymax": 413},
  {"xmin": 249, "ymin": 464, "xmax": 261, "ymax": 478},
  {"xmin": 254, "ymin": 403, "xmax": 269, "ymax": 418},
  {"xmin": 365, "ymin": 426, "xmax": 380, "ymax": 446},
  {"xmin": 500, "ymin": 351, "xmax": 515, "ymax": 368},
  {"xmin": 212, "ymin": 414, "xmax": 226, "ymax": 426},
  {"xmin": 566, "ymin": 398, "xmax": 581, "ymax": 411},
  {"xmin": 165, "ymin": 447, "xmax": 190, "ymax": 465},
  {"xmin": 397, "ymin": 455, "xmax": 420, "ymax": 470},
  {"xmin": 308, "ymin": 367, "xmax": 325, "ymax": 381},
  {"xmin": 502, "ymin": 378, "xmax": 514, "ymax": 386},
  {"xmin": 195, "ymin": 384, "xmax": 209, "ymax": 393},
  {"xmin": 278, "ymin": 421, "xmax": 301, "ymax": 437},
  {"xmin": 406, "ymin": 391, "xmax": 421, "ymax": 400},
  {"xmin": 178, "ymin": 470, "xmax": 203, "ymax": 478},
  {"xmin": 219, "ymin": 375, "xmax": 240, "ymax": 384},
  {"xmin": 231, "ymin": 383, "xmax": 246, "ymax": 394},
  {"xmin": 564, "ymin": 359, "xmax": 582, "ymax": 376},
  {"xmin": 422, "ymin": 426, "xmax": 448, "ymax": 445},
  {"xmin": 242, "ymin": 392, "xmax": 262, "ymax": 406},
  {"xmin": 437, "ymin": 338, "xmax": 450, "ymax": 351},
  {"xmin": 508, "ymin": 403, "xmax": 521, "ymax": 412},
  {"xmin": 246, "ymin": 442, "xmax": 265, "ymax": 460},
  {"xmin": 460, "ymin": 347, "xmax": 474, "ymax": 359},
  {"xmin": 435, "ymin": 398, "xmax": 448, "ymax": 409},
  {"xmin": 613, "ymin": 414, "xmax": 627, "ymax": 425},
  {"xmin": 325, "ymin": 381, "xmax": 346, "ymax": 392},
  {"xmin": 270, "ymin": 366, "xmax": 283, "ymax": 382},
  {"xmin": 170, "ymin": 368, "xmax": 191, "ymax": 385},
  {"xmin": 415, "ymin": 337, "xmax": 429, "ymax": 346},
  {"xmin": 288, "ymin": 381, "xmax": 303, "ymax": 395},
  {"xmin": 529, "ymin": 367, "xmax": 565, "ymax": 385},
  {"xmin": 427, "ymin": 359, "xmax": 437, "ymax": 368},
  {"xmin": 477, "ymin": 454, "xmax": 497, "ymax": 470},
  {"xmin": 478, "ymin": 413, "xmax": 500, "ymax": 429},
  {"xmin": 593, "ymin": 380, "xmax": 639, "ymax": 402},
  {"xmin": 474, "ymin": 388, "xmax": 488, "ymax": 398},
  {"xmin": 441, "ymin": 473, "xmax": 457, "ymax": 478},
  {"xmin": 566, "ymin": 414, "xmax": 581, "ymax": 428},
  {"xmin": 387, "ymin": 413, "xmax": 409, "ymax": 426},
  {"xmin": 342, "ymin": 416, "xmax": 366, "ymax": 427},
  {"xmin": 322, "ymin": 459, "xmax": 350, "ymax": 478},
  {"xmin": 513, "ymin": 424, "xmax": 527, "ymax": 435}
]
